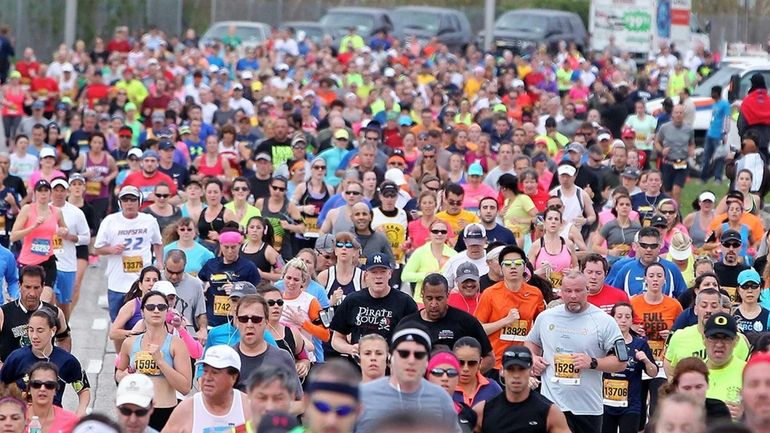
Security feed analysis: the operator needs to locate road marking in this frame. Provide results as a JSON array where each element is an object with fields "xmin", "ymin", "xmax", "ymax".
[
  {"xmin": 98, "ymin": 295, "xmax": 108, "ymax": 307},
  {"xmin": 86, "ymin": 359, "xmax": 102, "ymax": 375},
  {"xmin": 92, "ymin": 318, "xmax": 108, "ymax": 330}
]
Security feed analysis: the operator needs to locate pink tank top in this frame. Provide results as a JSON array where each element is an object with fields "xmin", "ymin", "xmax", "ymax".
[
  {"xmin": 19, "ymin": 204, "xmax": 59, "ymax": 265},
  {"xmin": 534, "ymin": 236, "xmax": 572, "ymax": 273},
  {"xmin": 2, "ymin": 87, "xmax": 24, "ymax": 117}
]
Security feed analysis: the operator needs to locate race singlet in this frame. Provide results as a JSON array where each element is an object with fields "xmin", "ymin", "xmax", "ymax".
[
  {"xmin": 603, "ymin": 378, "xmax": 629, "ymax": 407},
  {"xmin": 552, "ymin": 353, "xmax": 580, "ymax": 385},
  {"xmin": 499, "ymin": 320, "xmax": 529, "ymax": 342}
]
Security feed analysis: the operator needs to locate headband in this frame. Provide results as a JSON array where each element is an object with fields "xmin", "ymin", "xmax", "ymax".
[
  {"xmin": 427, "ymin": 352, "xmax": 460, "ymax": 374},
  {"xmin": 219, "ymin": 231, "xmax": 244, "ymax": 245},
  {"xmin": 0, "ymin": 396, "xmax": 26, "ymax": 415},
  {"xmin": 306, "ymin": 381, "xmax": 359, "ymax": 401}
]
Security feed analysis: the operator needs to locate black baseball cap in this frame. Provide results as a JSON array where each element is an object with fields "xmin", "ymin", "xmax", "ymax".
[
  {"xmin": 720, "ymin": 229, "xmax": 742, "ymax": 245},
  {"xmin": 650, "ymin": 215, "xmax": 668, "ymax": 228},
  {"xmin": 365, "ymin": 253, "xmax": 392, "ymax": 271},
  {"xmin": 502, "ymin": 346, "xmax": 533, "ymax": 369},
  {"xmin": 379, "ymin": 181, "xmax": 399, "ymax": 196},
  {"xmin": 703, "ymin": 312, "xmax": 737, "ymax": 338}
]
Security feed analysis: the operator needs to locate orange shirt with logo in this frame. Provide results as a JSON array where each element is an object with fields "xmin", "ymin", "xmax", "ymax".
[{"xmin": 630, "ymin": 294, "xmax": 683, "ymax": 363}]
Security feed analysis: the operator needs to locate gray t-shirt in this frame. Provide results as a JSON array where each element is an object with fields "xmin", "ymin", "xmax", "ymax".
[
  {"xmin": 600, "ymin": 220, "xmax": 641, "ymax": 249},
  {"xmin": 172, "ymin": 274, "xmax": 207, "ymax": 334},
  {"xmin": 234, "ymin": 344, "xmax": 303, "ymax": 398},
  {"xmin": 355, "ymin": 377, "xmax": 461, "ymax": 433},
  {"xmin": 526, "ymin": 304, "xmax": 623, "ymax": 415},
  {"xmin": 657, "ymin": 122, "xmax": 693, "ymax": 161},
  {"xmin": 356, "ymin": 231, "xmax": 394, "ymax": 263}
]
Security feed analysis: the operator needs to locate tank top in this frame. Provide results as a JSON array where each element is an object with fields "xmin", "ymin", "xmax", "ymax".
[
  {"xmin": 534, "ymin": 237, "xmax": 572, "ymax": 273},
  {"xmin": 241, "ymin": 242, "xmax": 271, "ymax": 273},
  {"xmin": 198, "ymin": 206, "xmax": 226, "ymax": 241},
  {"xmin": 274, "ymin": 327, "xmax": 298, "ymax": 358},
  {"xmin": 689, "ymin": 212, "xmax": 709, "ymax": 247},
  {"xmin": 553, "ymin": 185, "xmax": 584, "ymax": 224},
  {"xmin": 123, "ymin": 298, "xmax": 143, "ymax": 331},
  {"xmin": 198, "ymin": 154, "xmax": 226, "ymax": 177},
  {"xmin": 129, "ymin": 333, "xmax": 174, "ymax": 377},
  {"xmin": 299, "ymin": 181, "xmax": 330, "ymax": 235},
  {"xmin": 191, "ymin": 390, "xmax": 245, "ymax": 433},
  {"xmin": 2, "ymin": 87, "xmax": 24, "ymax": 117},
  {"xmin": 482, "ymin": 391, "xmax": 550, "ymax": 433},
  {"xmin": 734, "ymin": 307, "xmax": 770, "ymax": 334},
  {"xmin": 332, "ymin": 206, "xmax": 355, "ymax": 235},
  {"xmin": 261, "ymin": 199, "xmax": 290, "ymax": 256},
  {"xmin": 19, "ymin": 204, "xmax": 59, "ymax": 266},
  {"xmin": 324, "ymin": 265, "xmax": 363, "ymax": 298},
  {"xmin": 84, "ymin": 151, "xmax": 110, "ymax": 200},
  {"xmin": 0, "ymin": 301, "xmax": 58, "ymax": 361}
]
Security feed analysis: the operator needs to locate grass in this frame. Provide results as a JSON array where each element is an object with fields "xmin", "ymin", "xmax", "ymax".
[{"xmin": 679, "ymin": 180, "xmax": 730, "ymax": 214}]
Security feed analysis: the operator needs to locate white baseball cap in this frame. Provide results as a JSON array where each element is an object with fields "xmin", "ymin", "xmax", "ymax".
[
  {"xmin": 699, "ymin": 191, "xmax": 716, "ymax": 203},
  {"xmin": 385, "ymin": 168, "xmax": 406, "ymax": 186},
  {"xmin": 116, "ymin": 373, "xmax": 154, "ymax": 408},
  {"xmin": 557, "ymin": 165, "xmax": 577, "ymax": 177},
  {"xmin": 195, "ymin": 345, "xmax": 241, "ymax": 371},
  {"xmin": 39, "ymin": 147, "xmax": 56, "ymax": 159},
  {"xmin": 152, "ymin": 281, "xmax": 177, "ymax": 298}
]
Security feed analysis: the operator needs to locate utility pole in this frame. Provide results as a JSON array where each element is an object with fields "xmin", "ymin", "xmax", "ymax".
[
  {"xmin": 64, "ymin": 0, "xmax": 77, "ymax": 48},
  {"xmin": 484, "ymin": 0, "xmax": 495, "ymax": 51}
]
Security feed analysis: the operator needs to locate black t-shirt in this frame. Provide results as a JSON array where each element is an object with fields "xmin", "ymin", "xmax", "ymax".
[
  {"xmin": 0, "ymin": 301, "xmax": 67, "ymax": 361},
  {"xmin": 714, "ymin": 262, "xmax": 750, "ymax": 291},
  {"xmin": 479, "ymin": 274, "xmax": 499, "ymax": 292},
  {"xmin": 255, "ymin": 138, "xmax": 292, "ymax": 168},
  {"xmin": 400, "ymin": 307, "xmax": 493, "ymax": 356},
  {"xmin": 248, "ymin": 176, "xmax": 271, "ymax": 200},
  {"xmin": 330, "ymin": 288, "xmax": 418, "ymax": 344},
  {"xmin": 482, "ymin": 390, "xmax": 551, "ymax": 433}
]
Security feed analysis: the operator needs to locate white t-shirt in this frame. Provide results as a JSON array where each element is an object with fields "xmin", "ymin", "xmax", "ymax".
[
  {"xmin": 441, "ymin": 252, "xmax": 489, "ymax": 288},
  {"xmin": 94, "ymin": 212, "xmax": 162, "ymax": 293},
  {"xmin": 371, "ymin": 208, "xmax": 408, "ymax": 264},
  {"xmin": 54, "ymin": 202, "xmax": 90, "ymax": 272},
  {"xmin": 9, "ymin": 153, "xmax": 38, "ymax": 181}
]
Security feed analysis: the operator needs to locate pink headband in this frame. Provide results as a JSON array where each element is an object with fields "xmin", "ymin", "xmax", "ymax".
[
  {"xmin": 219, "ymin": 231, "xmax": 243, "ymax": 245},
  {"xmin": 427, "ymin": 352, "xmax": 460, "ymax": 375}
]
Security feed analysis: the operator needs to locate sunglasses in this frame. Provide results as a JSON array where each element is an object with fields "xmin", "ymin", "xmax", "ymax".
[
  {"xmin": 345, "ymin": 190, "xmax": 362, "ymax": 196},
  {"xmin": 722, "ymin": 242, "xmax": 741, "ymax": 249},
  {"xmin": 120, "ymin": 197, "xmax": 139, "ymax": 202},
  {"xmin": 459, "ymin": 359, "xmax": 479, "ymax": 367},
  {"xmin": 155, "ymin": 193, "xmax": 169, "ymax": 199},
  {"xmin": 316, "ymin": 250, "xmax": 332, "ymax": 260},
  {"xmin": 144, "ymin": 303, "xmax": 169, "ymax": 312},
  {"xmin": 446, "ymin": 199, "xmax": 463, "ymax": 206},
  {"xmin": 178, "ymin": 226, "xmax": 194, "ymax": 232},
  {"xmin": 424, "ymin": 186, "xmax": 440, "ymax": 192},
  {"xmin": 311, "ymin": 400, "xmax": 357, "ymax": 417},
  {"xmin": 430, "ymin": 367, "xmax": 459, "ymax": 377},
  {"xmin": 336, "ymin": 241, "xmax": 354, "ymax": 249},
  {"xmin": 501, "ymin": 259, "xmax": 525, "ymax": 268},
  {"xmin": 267, "ymin": 299, "xmax": 285, "ymax": 307},
  {"xmin": 29, "ymin": 380, "xmax": 58, "ymax": 390},
  {"xmin": 395, "ymin": 349, "xmax": 428, "ymax": 360},
  {"xmin": 431, "ymin": 229, "xmax": 448, "ymax": 235},
  {"xmin": 118, "ymin": 406, "xmax": 150, "ymax": 417},
  {"xmin": 659, "ymin": 210, "xmax": 676, "ymax": 215},
  {"xmin": 312, "ymin": 165, "xmax": 327, "ymax": 170},
  {"xmin": 423, "ymin": 154, "xmax": 436, "ymax": 159},
  {"xmin": 741, "ymin": 283, "xmax": 760, "ymax": 290},
  {"xmin": 165, "ymin": 268, "xmax": 185, "ymax": 276},
  {"xmin": 638, "ymin": 242, "xmax": 659, "ymax": 250},
  {"xmin": 271, "ymin": 185, "xmax": 287, "ymax": 192},
  {"xmin": 232, "ymin": 187, "xmax": 249, "ymax": 192},
  {"xmin": 237, "ymin": 315, "xmax": 264, "ymax": 324}
]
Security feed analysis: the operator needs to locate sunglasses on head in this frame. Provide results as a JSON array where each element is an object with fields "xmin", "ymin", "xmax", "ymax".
[
  {"xmin": 501, "ymin": 259, "xmax": 525, "ymax": 268},
  {"xmin": 144, "ymin": 303, "xmax": 168, "ymax": 312},
  {"xmin": 638, "ymin": 242, "xmax": 659, "ymax": 250},
  {"xmin": 311, "ymin": 400, "xmax": 357, "ymax": 417},
  {"xmin": 29, "ymin": 380, "xmax": 57, "ymax": 390},
  {"xmin": 395, "ymin": 349, "xmax": 428, "ymax": 360},
  {"xmin": 237, "ymin": 315, "xmax": 264, "ymax": 324},
  {"xmin": 267, "ymin": 299, "xmax": 285, "ymax": 307},
  {"xmin": 430, "ymin": 367, "xmax": 459, "ymax": 377},
  {"xmin": 118, "ymin": 406, "xmax": 150, "ymax": 417},
  {"xmin": 336, "ymin": 241, "xmax": 354, "ymax": 249}
]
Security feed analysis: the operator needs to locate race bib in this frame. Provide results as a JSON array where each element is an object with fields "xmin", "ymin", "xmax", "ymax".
[
  {"xmin": 549, "ymin": 272, "xmax": 563, "ymax": 289},
  {"xmin": 723, "ymin": 287, "xmax": 737, "ymax": 303},
  {"xmin": 30, "ymin": 238, "xmax": 51, "ymax": 256},
  {"xmin": 53, "ymin": 235, "xmax": 63, "ymax": 253},
  {"xmin": 213, "ymin": 295, "xmax": 231, "ymax": 316},
  {"xmin": 552, "ymin": 353, "xmax": 580, "ymax": 385},
  {"xmin": 86, "ymin": 180, "xmax": 102, "ymax": 196},
  {"xmin": 648, "ymin": 340, "xmax": 665, "ymax": 366},
  {"xmin": 358, "ymin": 255, "xmax": 367, "ymax": 266},
  {"xmin": 614, "ymin": 245, "xmax": 631, "ymax": 256},
  {"xmin": 304, "ymin": 216, "xmax": 319, "ymax": 236},
  {"xmin": 0, "ymin": 214, "xmax": 6, "ymax": 235},
  {"xmin": 135, "ymin": 351, "xmax": 160, "ymax": 375},
  {"xmin": 672, "ymin": 160, "xmax": 688, "ymax": 170},
  {"xmin": 500, "ymin": 320, "xmax": 529, "ymax": 342},
  {"xmin": 122, "ymin": 255, "xmax": 144, "ymax": 273},
  {"xmin": 603, "ymin": 379, "xmax": 629, "ymax": 407}
]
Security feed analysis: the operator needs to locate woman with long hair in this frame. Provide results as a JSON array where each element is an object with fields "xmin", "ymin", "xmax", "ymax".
[
  {"xmin": 292, "ymin": 157, "xmax": 333, "ymax": 242},
  {"xmin": 684, "ymin": 192, "xmax": 718, "ymax": 254},
  {"xmin": 401, "ymin": 132, "xmax": 420, "ymax": 172},
  {"xmin": 499, "ymin": 173, "xmax": 537, "ymax": 238},
  {"xmin": 109, "ymin": 266, "xmax": 161, "ymax": 351},
  {"xmin": 193, "ymin": 135, "xmax": 230, "ymax": 182},
  {"xmin": 407, "ymin": 191, "xmax": 453, "ymax": 250},
  {"xmin": 657, "ymin": 198, "xmax": 688, "ymax": 245},
  {"xmin": 0, "ymin": 381, "xmax": 28, "ymax": 433},
  {"xmin": 198, "ymin": 177, "xmax": 237, "ymax": 250},
  {"xmin": 224, "ymin": 177, "xmax": 261, "ymax": 230},
  {"xmin": 593, "ymin": 193, "xmax": 641, "ymax": 263},
  {"xmin": 179, "ymin": 180, "xmax": 205, "ymax": 224},
  {"xmin": 217, "ymin": 124, "xmax": 240, "ymax": 179},
  {"xmin": 46, "ymin": 123, "xmax": 76, "ymax": 175},
  {"xmin": 528, "ymin": 207, "xmax": 578, "ymax": 290},
  {"xmin": 403, "ymin": 219, "xmax": 457, "ymax": 301},
  {"xmin": 116, "ymin": 290, "xmax": 192, "ymax": 431},
  {"xmin": 602, "ymin": 303, "xmax": 658, "ymax": 433},
  {"xmin": 452, "ymin": 336, "xmax": 501, "ymax": 408},
  {"xmin": 715, "ymin": 196, "xmax": 757, "ymax": 264},
  {"xmin": 447, "ymin": 153, "xmax": 466, "ymax": 185},
  {"xmin": 76, "ymin": 131, "xmax": 117, "ymax": 228},
  {"xmin": 659, "ymin": 357, "xmax": 730, "ymax": 425},
  {"xmin": 25, "ymin": 362, "xmax": 79, "ymax": 433},
  {"xmin": 316, "ymin": 231, "xmax": 365, "ymax": 306},
  {"xmin": 0, "ymin": 309, "xmax": 90, "ymax": 415},
  {"xmin": 411, "ymin": 144, "xmax": 448, "ymax": 184},
  {"xmin": 241, "ymin": 216, "xmax": 283, "ymax": 282},
  {"xmin": 426, "ymin": 350, "xmax": 477, "ymax": 430},
  {"xmin": 255, "ymin": 175, "xmax": 304, "ymax": 259},
  {"xmin": 734, "ymin": 268, "xmax": 770, "ymax": 339},
  {"xmin": 162, "ymin": 218, "xmax": 214, "ymax": 276},
  {"xmin": 143, "ymin": 182, "xmax": 181, "ymax": 234},
  {"xmin": 0, "ymin": 72, "xmax": 26, "ymax": 144},
  {"xmin": 716, "ymin": 168, "xmax": 761, "ymax": 215},
  {"xmin": 259, "ymin": 285, "xmax": 311, "ymax": 379}
]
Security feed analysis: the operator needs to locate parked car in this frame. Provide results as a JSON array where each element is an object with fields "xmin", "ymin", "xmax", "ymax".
[
  {"xmin": 481, "ymin": 9, "xmax": 587, "ymax": 55},
  {"xmin": 391, "ymin": 6, "xmax": 472, "ymax": 52},
  {"xmin": 200, "ymin": 21, "xmax": 271, "ymax": 52},
  {"xmin": 319, "ymin": 7, "xmax": 393, "ymax": 42},
  {"xmin": 280, "ymin": 21, "xmax": 330, "ymax": 45}
]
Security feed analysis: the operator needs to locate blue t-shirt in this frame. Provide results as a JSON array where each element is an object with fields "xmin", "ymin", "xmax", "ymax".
[
  {"xmin": 198, "ymin": 256, "xmax": 261, "ymax": 327},
  {"xmin": 707, "ymin": 99, "xmax": 731, "ymax": 139},
  {"xmin": 0, "ymin": 346, "xmax": 88, "ymax": 407},
  {"xmin": 609, "ymin": 258, "xmax": 687, "ymax": 298},
  {"xmin": 195, "ymin": 323, "xmax": 277, "ymax": 378},
  {"xmin": 671, "ymin": 307, "xmax": 698, "ymax": 332},
  {"xmin": 236, "ymin": 58, "xmax": 259, "ymax": 71},
  {"xmin": 0, "ymin": 244, "xmax": 18, "ymax": 299},
  {"xmin": 164, "ymin": 241, "xmax": 215, "ymax": 276},
  {"xmin": 603, "ymin": 336, "xmax": 655, "ymax": 416}
]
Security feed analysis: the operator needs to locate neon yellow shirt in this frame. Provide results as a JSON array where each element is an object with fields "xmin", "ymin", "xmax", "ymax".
[
  {"xmin": 665, "ymin": 325, "xmax": 750, "ymax": 368},
  {"xmin": 706, "ymin": 356, "xmax": 745, "ymax": 403}
]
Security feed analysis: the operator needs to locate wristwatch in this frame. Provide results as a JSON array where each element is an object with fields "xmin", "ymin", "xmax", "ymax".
[{"xmin": 590, "ymin": 357, "xmax": 598, "ymax": 369}]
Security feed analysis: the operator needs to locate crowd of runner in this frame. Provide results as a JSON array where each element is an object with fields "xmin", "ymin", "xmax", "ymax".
[{"xmin": 0, "ymin": 20, "xmax": 768, "ymax": 433}]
